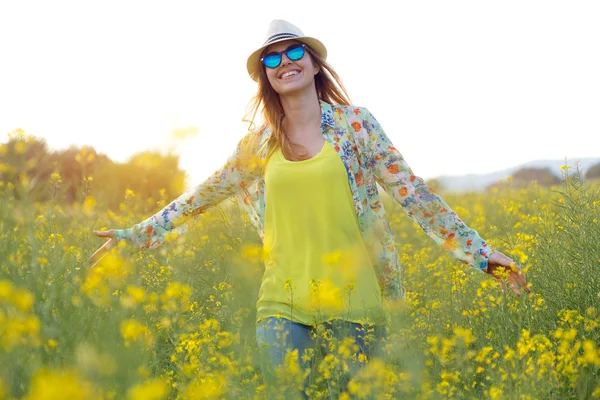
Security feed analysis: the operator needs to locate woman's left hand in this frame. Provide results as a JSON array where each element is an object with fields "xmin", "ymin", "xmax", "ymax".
[{"xmin": 485, "ymin": 251, "xmax": 532, "ymax": 296}]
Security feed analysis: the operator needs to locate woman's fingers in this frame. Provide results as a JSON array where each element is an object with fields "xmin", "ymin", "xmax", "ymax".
[
  {"xmin": 507, "ymin": 277, "xmax": 522, "ymax": 296},
  {"xmin": 512, "ymin": 270, "xmax": 532, "ymax": 294},
  {"xmin": 94, "ymin": 230, "xmax": 115, "ymax": 238},
  {"xmin": 493, "ymin": 267, "xmax": 532, "ymax": 297},
  {"xmin": 89, "ymin": 241, "xmax": 114, "ymax": 265},
  {"xmin": 87, "ymin": 243, "xmax": 107, "ymax": 266},
  {"xmin": 88, "ymin": 230, "xmax": 117, "ymax": 266},
  {"xmin": 489, "ymin": 251, "xmax": 513, "ymax": 267},
  {"xmin": 498, "ymin": 252, "xmax": 514, "ymax": 265},
  {"xmin": 498, "ymin": 270, "xmax": 532, "ymax": 297}
]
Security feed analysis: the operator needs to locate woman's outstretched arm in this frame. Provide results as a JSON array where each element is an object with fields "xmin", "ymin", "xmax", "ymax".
[
  {"xmin": 360, "ymin": 108, "xmax": 529, "ymax": 294},
  {"xmin": 88, "ymin": 131, "xmax": 262, "ymax": 265}
]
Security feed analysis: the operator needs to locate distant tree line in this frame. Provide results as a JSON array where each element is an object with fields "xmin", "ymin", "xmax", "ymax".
[
  {"xmin": 0, "ymin": 129, "xmax": 186, "ymax": 210},
  {"xmin": 586, "ymin": 163, "xmax": 600, "ymax": 180}
]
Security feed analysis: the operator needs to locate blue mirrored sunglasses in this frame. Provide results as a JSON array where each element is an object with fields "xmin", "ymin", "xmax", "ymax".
[{"xmin": 260, "ymin": 43, "xmax": 306, "ymax": 69}]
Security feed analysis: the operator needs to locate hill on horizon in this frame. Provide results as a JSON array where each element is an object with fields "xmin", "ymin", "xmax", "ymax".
[{"xmin": 433, "ymin": 157, "xmax": 600, "ymax": 193}]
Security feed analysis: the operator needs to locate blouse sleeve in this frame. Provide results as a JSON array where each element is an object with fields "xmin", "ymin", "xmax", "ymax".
[
  {"xmin": 114, "ymin": 131, "xmax": 261, "ymax": 249},
  {"xmin": 362, "ymin": 108, "xmax": 494, "ymax": 272}
]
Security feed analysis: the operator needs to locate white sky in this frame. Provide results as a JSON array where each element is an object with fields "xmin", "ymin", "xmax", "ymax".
[{"xmin": 1, "ymin": 1, "xmax": 599, "ymax": 188}]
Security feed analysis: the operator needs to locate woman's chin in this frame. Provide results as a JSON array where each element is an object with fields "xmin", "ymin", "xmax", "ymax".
[{"xmin": 275, "ymin": 81, "xmax": 310, "ymax": 96}]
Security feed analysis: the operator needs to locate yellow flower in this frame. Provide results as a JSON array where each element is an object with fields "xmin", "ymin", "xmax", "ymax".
[
  {"xmin": 241, "ymin": 244, "xmax": 263, "ymax": 262},
  {"xmin": 504, "ymin": 346, "xmax": 515, "ymax": 362},
  {"xmin": 120, "ymin": 319, "xmax": 153, "ymax": 346},
  {"xmin": 283, "ymin": 349, "xmax": 301, "ymax": 375},
  {"xmin": 164, "ymin": 230, "xmax": 179, "ymax": 243},
  {"xmin": 489, "ymin": 386, "xmax": 503, "ymax": 399},
  {"xmin": 161, "ymin": 281, "xmax": 191, "ymax": 312},
  {"xmin": 337, "ymin": 337, "xmax": 359, "ymax": 360},
  {"xmin": 126, "ymin": 286, "xmax": 146, "ymax": 304},
  {"xmin": 49, "ymin": 172, "xmax": 62, "ymax": 184},
  {"xmin": 181, "ymin": 374, "xmax": 226, "ymax": 399},
  {"xmin": 127, "ymin": 379, "xmax": 168, "ymax": 400},
  {"xmin": 23, "ymin": 369, "xmax": 98, "ymax": 400},
  {"xmin": 310, "ymin": 279, "xmax": 343, "ymax": 313},
  {"xmin": 0, "ymin": 280, "xmax": 13, "ymax": 301},
  {"xmin": 284, "ymin": 279, "xmax": 296, "ymax": 293},
  {"xmin": 579, "ymin": 340, "xmax": 600, "ymax": 367},
  {"xmin": 82, "ymin": 196, "xmax": 96, "ymax": 215},
  {"xmin": 453, "ymin": 326, "xmax": 476, "ymax": 347},
  {"xmin": 323, "ymin": 250, "xmax": 343, "ymax": 265},
  {"xmin": 14, "ymin": 140, "xmax": 26, "ymax": 154},
  {"xmin": 12, "ymin": 289, "xmax": 34, "ymax": 312}
]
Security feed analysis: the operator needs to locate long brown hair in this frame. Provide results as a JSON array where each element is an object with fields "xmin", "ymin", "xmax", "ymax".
[{"xmin": 243, "ymin": 43, "xmax": 352, "ymax": 163}]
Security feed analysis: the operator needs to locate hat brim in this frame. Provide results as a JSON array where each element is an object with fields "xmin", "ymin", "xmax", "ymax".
[{"xmin": 246, "ymin": 36, "xmax": 327, "ymax": 82}]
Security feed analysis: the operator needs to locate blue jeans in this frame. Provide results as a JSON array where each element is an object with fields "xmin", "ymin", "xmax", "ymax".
[{"xmin": 256, "ymin": 317, "xmax": 388, "ymax": 399}]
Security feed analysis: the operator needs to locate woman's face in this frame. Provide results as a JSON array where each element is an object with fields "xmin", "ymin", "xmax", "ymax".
[{"xmin": 263, "ymin": 40, "xmax": 319, "ymax": 96}]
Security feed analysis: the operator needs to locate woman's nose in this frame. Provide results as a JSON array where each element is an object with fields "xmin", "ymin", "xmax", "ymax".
[{"xmin": 280, "ymin": 52, "xmax": 292, "ymax": 66}]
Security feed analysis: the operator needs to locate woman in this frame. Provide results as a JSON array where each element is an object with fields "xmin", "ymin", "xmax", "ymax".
[{"xmin": 89, "ymin": 20, "xmax": 530, "ymax": 398}]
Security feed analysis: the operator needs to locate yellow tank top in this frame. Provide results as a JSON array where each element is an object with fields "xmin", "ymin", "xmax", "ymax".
[{"xmin": 256, "ymin": 140, "xmax": 388, "ymax": 327}]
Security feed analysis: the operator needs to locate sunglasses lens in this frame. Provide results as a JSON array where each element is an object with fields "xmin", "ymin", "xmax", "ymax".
[
  {"xmin": 286, "ymin": 45, "xmax": 305, "ymax": 61},
  {"xmin": 262, "ymin": 54, "xmax": 281, "ymax": 68}
]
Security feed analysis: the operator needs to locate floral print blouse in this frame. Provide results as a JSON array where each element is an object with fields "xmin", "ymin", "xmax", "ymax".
[{"xmin": 116, "ymin": 100, "xmax": 494, "ymax": 300}]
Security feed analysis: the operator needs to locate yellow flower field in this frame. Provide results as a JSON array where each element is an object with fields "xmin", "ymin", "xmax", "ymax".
[{"xmin": 1, "ymin": 169, "xmax": 599, "ymax": 399}]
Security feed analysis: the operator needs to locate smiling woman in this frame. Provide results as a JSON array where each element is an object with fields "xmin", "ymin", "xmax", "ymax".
[{"xmin": 88, "ymin": 18, "xmax": 530, "ymax": 399}]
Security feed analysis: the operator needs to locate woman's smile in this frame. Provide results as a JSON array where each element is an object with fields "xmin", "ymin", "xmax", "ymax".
[{"xmin": 279, "ymin": 69, "xmax": 302, "ymax": 80}]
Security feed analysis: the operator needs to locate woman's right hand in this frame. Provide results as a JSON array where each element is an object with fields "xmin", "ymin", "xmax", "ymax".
[{"xmin": 88, "ymin": 230, "xmax": 117, "ymax": 267}]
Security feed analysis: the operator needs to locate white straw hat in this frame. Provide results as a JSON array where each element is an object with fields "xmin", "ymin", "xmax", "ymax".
[{"xmin": 246, "ymin": 19, "xmax": 327, "ymax": 82}]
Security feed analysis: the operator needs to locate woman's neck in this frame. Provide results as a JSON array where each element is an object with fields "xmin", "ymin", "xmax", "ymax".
[{"xmin": 280, "ymin": 90, "xmax": 321, "ymax": 138}]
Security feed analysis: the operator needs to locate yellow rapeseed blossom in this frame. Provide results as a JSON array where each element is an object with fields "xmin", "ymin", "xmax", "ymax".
[
  {"xmin": 126, "ymin": 285, "xmax": 146, "ymax": 304},
  {"xmin": 0, "ymin": 281, "xmax": 41, "ymax": 351},
  {"xmin": 23, "ymin": 369, "xmax": 99, "ymax": 400},
  {"xmin": 309, "ymin": 279, "xmax": 343, "ymax": 314},
  {"xmin": 82, "ymin": 196, "xmax": 96, "ymax": 215},
  {"xmin": 12, "ymin": 288, "xmax": 34, "ymax": 313},
  {"xmin": 453, "ymin": 327, "xmax": 476, "ymax": 347},
  {"xmin": 164, "ymin": 230, "xmax": 179, "ymax": 243},
  {"xmin": 49, "ymin": 172, "xmax": 62, "ymax": 185},
  {"xmin": 127, "ymin": 378, "xmax": 168, "ymax": 400},
  {"xmin": 240, "ymin": 244, "xmax": 263, "ymax": 263},
  {"xmin": 488, "ymin": 386, "xmax": 504, "ymax": 399},
  {"xmin": 120, "ymin": 319, "xmax": 154, "ymax": 347},
  {"xmin": 14, "ymin": 140, "xmax": 26, "ymax": 154},
  {"xmin": 161, "ymin": 281, "xmax": 192, "ymax": 312},
  {"xmin": 322, "ymin": 250, "xmax": 343, "ymax": 265},
  {"xmin": 578, "ymin": 340, "xmax": 600, "ymax": 367},
  {"xmin": 180, "ymin": 374, "xmax": 227, "ymax": 400},
  {"xmin": 0, "ymin": 280, "xmax": 13, "ymax": 301},
  {"xmin": 82, "ymin": 250, "xmax": 134, "ymax": 305}
]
